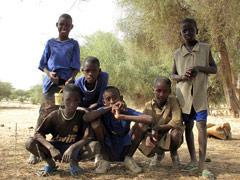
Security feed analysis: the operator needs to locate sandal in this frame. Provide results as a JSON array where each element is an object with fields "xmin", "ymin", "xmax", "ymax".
[
  {"xmin": 68, "ymin": 164, "xmax": 83, "ymax": 176},
  {"xmin": 36, "ymin": 165, "xmax": 58, "ymax": 177},
  {"xmin": 182, "ymin": 164, "xmax": 198, "ymax": 172},
  {"xmin": 202, "ymin": 169, "xmax": 215, "ymax": 180}
]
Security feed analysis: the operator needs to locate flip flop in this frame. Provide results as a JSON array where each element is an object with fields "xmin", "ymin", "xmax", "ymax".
[
  {"xmin": 202, "ymin": 169, "xmax": 215, "ymax": 180},
  {"xmin": 182, "ymin": 164, "xmax": 198, "ymax": 172},
  {"xmin": 68, "ymin": 164, "xmax": 84, "ymax": 176},
  {"xmin": 36, "ymin": 165, "xmax": 58, "ymax": 177}
]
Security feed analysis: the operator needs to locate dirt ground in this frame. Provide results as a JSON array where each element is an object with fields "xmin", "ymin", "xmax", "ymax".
[{"xmin": 0, "ymin": 101, "xmax": 240, "ymax": 180}]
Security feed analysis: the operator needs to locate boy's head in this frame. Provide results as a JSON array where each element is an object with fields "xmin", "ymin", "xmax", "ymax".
[
  {"xmin": 102, "ymin": 86, "xmax": 122, "ymax": 106},
  {"xmin": 56, "ymin": 14, "xmax": 73, "ymax": 39},
  {"xmin": 63, "ymin": 84, "xmax": 81, "ymax": 114},
  {"xmin": 152, "ymin": 76, "xmax": 171, "ymax": 106},
  {"xmin": 179, "ymin": 18, "xmax": 198, "ymax": 43},
  {"xmin": 82, "ymin": 56, "xmax": 101, "ymax": 84}
]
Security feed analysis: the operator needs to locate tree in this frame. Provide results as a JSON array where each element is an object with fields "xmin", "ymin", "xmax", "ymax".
[
  {"xmin": 116, "ymin": 0, "xmax": 240, "ymax": 115},
  {"xmin": 0, "ymin": 81, "xmax": 13, "ymax": 100}
]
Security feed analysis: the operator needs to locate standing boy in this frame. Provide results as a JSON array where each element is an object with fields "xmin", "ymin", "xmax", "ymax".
[
  {"xmin": 171, "ymin": 18, "xmax": 217, "ymax": 180},
  {"xmin": 25, "ymin": 84, "xmax": 100, "ymax": 177},
  {"xmin": 75, "ymin": 56, "xmax": 108, "ymax": 110},
  {"xmin": 29, "ymin": 14, "xmax": 80, "ymax": 164},
  {"xmin": 83, "ymin": 86, "xmax": 153, "ymax": 174},
  {"xmin": 139, "ymin": 76, "xmax": 185, "ymax": 168}
]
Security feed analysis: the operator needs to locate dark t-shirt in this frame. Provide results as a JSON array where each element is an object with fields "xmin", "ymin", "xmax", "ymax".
[{"xmin": 36, "ymin": 110, "xmax": 89, "ymax": 144}]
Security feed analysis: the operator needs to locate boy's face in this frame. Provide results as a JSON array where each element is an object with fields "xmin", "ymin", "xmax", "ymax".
[
  {"xmin": 180, "ymin": 22, "xmax": 197, "ymax": 43},
  {"xmin": 82, "ymin": 62, "xmax": 100, "ymax": 84},
  {"xmin": 56, "ymin": 17, "xmax": 73, "ymax": 38},
  {"xmin": 102, "ymin": 90, "xmax": 121, "ymax": 106},
  {"xmin": 152, "ymin": 82, "xmax": 171, "ymax": 106},
  {"xmin": 63, "ymin": 91, "xmax": 80, "ymax": 114}
]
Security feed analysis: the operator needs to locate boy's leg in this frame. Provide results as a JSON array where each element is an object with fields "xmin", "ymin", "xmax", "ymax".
[
  {"xmin": 91, "ymin": 120, "xmax": 110, "ymax": 173},
  {"xmin": 184, "ymin": 120, "xmax": 198, "ymax": 167},
  {"xmin": 196, "ymin": 121, "xmax": 207, "ymax": 171},
  {"xmin": 91, "ymin": 119, "xmax": 109, "ymax": 161},
  {"xmin": 123, "ymin": 123, "xmax": 148, "ymax": 173},
  {"xmin": 25, "ymin": 137, "xmax": 57, "ymax": 177},
  {"xmin": 77, "ymin": 141, "xmax": 101, "ymax": 161},
  {"xmin": 29, "ymin": 85, "xmax": 60, "ymax": 164},
  {"xmin": 127, "ymin": 122, "xmax": 148, "ymax": 157},
  {"xmin": 169, "ymin": 129, "xmax": 183, "ymax": 168}
]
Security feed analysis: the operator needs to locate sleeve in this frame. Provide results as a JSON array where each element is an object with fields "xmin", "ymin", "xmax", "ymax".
[
  {"xmin": 97, "ymin": 72, "xmax": 109, "ymax": 105},
  {"xmin": 38, "ymin": 40, "xmax": 51, "ymax": 71},
  {"xmin": 167, "ymin": 98, "xmax": 185, "ymax": 133},
  {"xmin": 36, "ymin": 112, "xmax": 55, "ymax": 136},
  {"xmin": 74, "ymin": 77, "xmax": 85, "ymax": 101},
  {"xmin": 125, "ymin": 108, "xmax": 142, "ymax": 116},
  {"xmin": 70, "ymin": 41, "xmax": 80, "ymax": 71}
]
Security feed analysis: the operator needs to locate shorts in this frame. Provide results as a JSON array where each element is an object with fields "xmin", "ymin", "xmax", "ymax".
[
  {"xmin": 49, "ymin": 142, "xmax": 82, "ymax": 160},
  {"xmin": 182, "ymin": 107, "xmax": 207, "ymax": 122},
  {"xmin": 36, "ymin": 84, "xmax": 62, "ymax": 128}
]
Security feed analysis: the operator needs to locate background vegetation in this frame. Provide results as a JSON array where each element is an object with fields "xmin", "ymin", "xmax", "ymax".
[{"xmin": 1, "ymin": 0, "xmax": 240, "ymax": 115}]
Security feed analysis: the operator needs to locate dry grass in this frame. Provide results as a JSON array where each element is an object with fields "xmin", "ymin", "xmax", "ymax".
[{"xmin": 0, "ymin": 101, "xmax": 240, "ymax": 180}]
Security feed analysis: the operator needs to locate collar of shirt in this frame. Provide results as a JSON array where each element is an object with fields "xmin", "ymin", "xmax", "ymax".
[{"xmin": 181, "ymin": 41, "xmax": 200, "ymax": 57}]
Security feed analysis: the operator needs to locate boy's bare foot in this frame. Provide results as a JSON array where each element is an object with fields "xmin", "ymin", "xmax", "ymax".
[
  {"xmin": 149, "ymin": 152, "xmax": 165, "ymax": 167},
  {"xmin": 28, "ymin": 154, "xmax": 39, "ymax": 164},
  {"xmin": 202, "ymin": 169, "xmax": 215, "ymax": 180}
]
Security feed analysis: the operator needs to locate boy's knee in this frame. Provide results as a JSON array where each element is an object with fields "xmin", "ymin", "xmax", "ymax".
[
  {"xmin": 91, "ymin": 119, "xmax": 101, "ymax": 130},
  {"xmin": 25, "ymin": 137, "xmax": 36, "ymax": 151},
  {"xmin": 88, "ymin": 141, "xmax": 101, "ymax": 154}
]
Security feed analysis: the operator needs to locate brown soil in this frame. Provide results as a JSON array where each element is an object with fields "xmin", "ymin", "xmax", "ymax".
[{"xmin": 0, "ymin": 101, "xmax": 240, "ymax": 180}]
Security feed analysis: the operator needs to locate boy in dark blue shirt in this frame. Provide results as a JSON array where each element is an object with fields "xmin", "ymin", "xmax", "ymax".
[
  {"xmin": 83, "ymin": 86, "xmax": 152, "ymax": 174},
  {"xmin": 75, "ymin": 56, "xmax": 108, "ymax": 110}
]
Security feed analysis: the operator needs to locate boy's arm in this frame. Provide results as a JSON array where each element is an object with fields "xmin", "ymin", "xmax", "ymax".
[
  {"xmin": 171, "ymin": 59, "xmax": 190, "ymax": 82},
  {"xmin": 83, "ymin": 106, "xmax": 112, "ymax": 123},
  {"xmin": 116, "ymin": 114, "xmax": 153, "ymax": 124},
  {"xmin": 62, "ymin": 125, "xmax": 93, "ymax": 163},
  {"xmin": 88, "ymin": 103, "xmax": 99, "ymax": 110},
  {"xmin": 34, "ymin": 132, "xmax": 62, "ymax": 162},
  {"xmin": 65, "ymin": 69, "xmax": 79, "ymax": 85}
]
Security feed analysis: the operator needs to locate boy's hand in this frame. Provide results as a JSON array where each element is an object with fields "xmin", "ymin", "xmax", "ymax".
[
  {"xmin": 146, "ymin": 134, "xmax": 158, "ymax": 148},
  {"xmin": 65, "ymin": 77, "xmax": 73, "ymax": 86},
  {"xmin": 112, "ymin": 104, "xmax": 120, "ymax": 119},
  {"xmin": 62, "ymin": 146, "xmax": 73, "ymax": 163},
  {"xmin": 48, "ymin": 72, "xmax": 59, "ymax": 84},
  {"xmin": 49, "ymin": 147, "xmax": 62, "ymax": 162}
]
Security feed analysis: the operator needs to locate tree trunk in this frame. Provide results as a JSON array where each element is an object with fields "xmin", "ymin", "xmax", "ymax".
[{"xmin": 217, "ymin": 35, "xmax": 240, "ymax": 117}]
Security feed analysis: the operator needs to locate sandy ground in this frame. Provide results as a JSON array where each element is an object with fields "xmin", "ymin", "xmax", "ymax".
[{"xmin": 0, "ymin": 101, "xmax": 240, "ymax": 180}]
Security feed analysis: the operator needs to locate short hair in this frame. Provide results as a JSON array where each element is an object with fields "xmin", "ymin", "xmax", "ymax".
[
  {"xmin": 180, "ymin": 18, "xmax": 197, "ymax": 29},
  {"xmin": 103, "ymin": 86, "xmax": 120, "ymax": 96},
  {"xmin": 63, "ymin": 84, "xmax": 81, "ymax": 97},
  {"xmin": 58, "ymin": 13, "xmax": 72, "ymax": 22},
  {"xmin": 83, "ymin": 56, "xmax": 100, "ymax": 67},
  {"xmin": 153, "ymin": 76, "xmax": 171, "ymax": 88}
]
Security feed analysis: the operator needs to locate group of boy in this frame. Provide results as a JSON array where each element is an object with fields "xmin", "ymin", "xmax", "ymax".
[{"xmin": 25, "ymin": 14, "xmax": 217, "ymax": 180}]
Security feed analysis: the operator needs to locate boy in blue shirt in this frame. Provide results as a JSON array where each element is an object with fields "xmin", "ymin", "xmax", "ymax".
[
  {"xmin": 83, "ymin": 86, "xmax": 153, "ymax": 174},
  {"xmin": 75, "ymin": 56, "xmax": 108, "ymax": 110},
  {"xmin": 29, "ymin": 13, "xmax": 80, "ymax": 164}
]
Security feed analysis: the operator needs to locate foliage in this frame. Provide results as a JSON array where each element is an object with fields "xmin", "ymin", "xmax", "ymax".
[
  {"xmin": 115, "ymin": 0, "xmax": 240, "ymax": 107},
  {"xmin": 0, "ymin": 81, "xmax": 13, "ymax": 101},
  {"xmin": 28, "ymin": 84, "xmax": 43, "ymax": 104}
]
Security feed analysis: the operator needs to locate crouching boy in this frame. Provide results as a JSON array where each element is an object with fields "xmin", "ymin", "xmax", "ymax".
[
  {"xmin": 83, "ymin": 86, "xmax": 153, "ymax": 174},
  {"xmin": 139, "ymin": 76, "xmax": 185, "ymax": 168},
  {"xmin": 25, "ymin": 84, "xmax": 100, "ymax": 177}
]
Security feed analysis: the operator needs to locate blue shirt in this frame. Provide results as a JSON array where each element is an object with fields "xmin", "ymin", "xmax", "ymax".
[
  {"xmin": 98, "ymin": 107, "xmax": 142, "ymax": 161},
  {"xmin": 75, "ymin": 71, "xmax": 109, "ymax": 107},
  {"xmin": 39, "ymin": 38, "xmax": 80, "ymax": 93}
]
